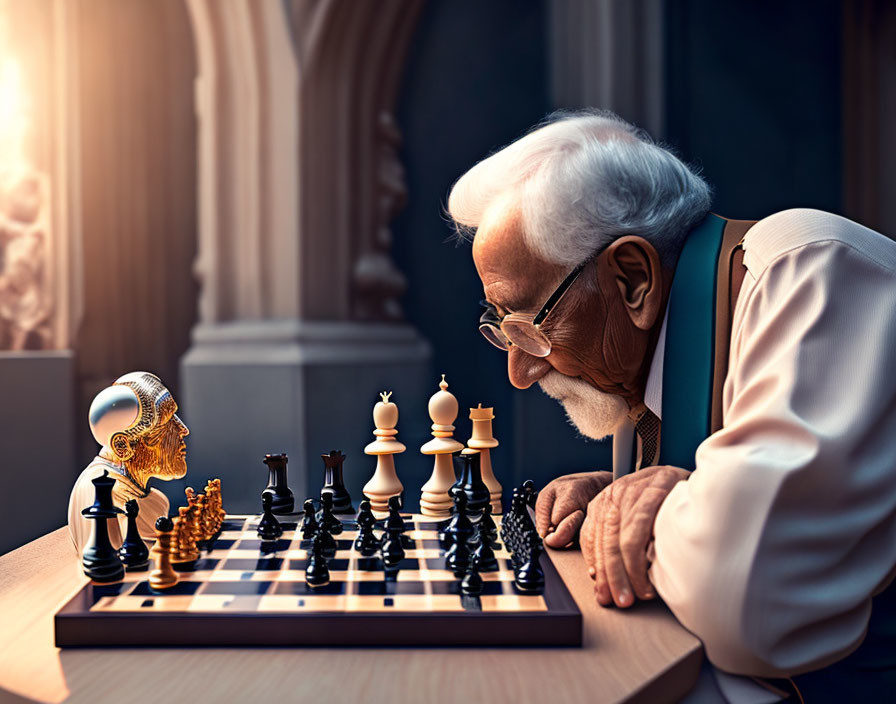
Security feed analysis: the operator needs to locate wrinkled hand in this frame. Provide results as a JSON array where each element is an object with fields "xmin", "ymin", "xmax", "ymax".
[
  {"xmin": 580, "ymin": 465, "xmax": 690, "ymax": 608},
  {"xmin": 535, "ymin": 471, "xmax": 613, "ymax": 548}
]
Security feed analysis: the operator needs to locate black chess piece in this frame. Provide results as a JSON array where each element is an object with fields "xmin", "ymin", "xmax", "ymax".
[
  {"xmin": 443, "ymin": 490, "xmax": 474, "ymax": 551},
  {"xmin": 354, "ymin": 499, "xmax": 379, "ymax": 555},
  {"xmin": 80, "ymin": 470, "xmax": 125, "ymax": 583},
  {"xmin": 522, "ymin": 479, "xmax": 539, "ymax": 508},
  {"xmin": 472, "ymin": 526, "xmax": 499, "ymax": 572},
  {"xmin": 515, "ymin": 533, "xmax": 545, "ymax": 593},
  {"xmin": 380, "ymin": 527, "xmax": 405, "ymax": 567},
  {"xmin": 118, "ymin": 499, "xmax": 150, "ymax": 571},
  {"xmin": 385, "ymin": 495, "xmax": 407, "ymax": 535},
  {"xmin": 262, "ymin": 453, "xmax": 295, "ymax": 514},
  {"xmin": 440, "ymin": 486, "xmax": 464, "ymax": 546},
  {"xmin": 479, "ymin": 502, "xmax": 500, "ymax": 548},
  {"xmin": 301, "ymin": 498, "xmax": 319, "ymax": 539},
  {"xmin": 321, "ymin": 450, "xmax": 354, "ymax": 514},
  {"xmin": 446, "ymin": 534, "xmax": 471, "ymax": 578},
  {"xmin": 305, "ymin": 531, "xmax": 330, "ymax": 587},
  {"xmin": 452, "ymin": 452, "xmax": 491, "ymax": 515},
  {"xmin": 317, "ymin": 493, "xmax": 343, "ymax": 536},
  {"xmin": 316, "ymin": 517, "xmax": 337, "ymax": 558},
  {"xmin": 461, "ymin": 553, "xmax": 484, "ymax": 595},
  {"xmin": 258, "ymin": 492, "xmax": 283, "ymax": 541}
]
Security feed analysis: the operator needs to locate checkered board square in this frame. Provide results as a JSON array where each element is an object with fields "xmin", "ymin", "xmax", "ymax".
[{"xmin": 55, "ymin": 514, "xmax": 582, "ymax": 647}]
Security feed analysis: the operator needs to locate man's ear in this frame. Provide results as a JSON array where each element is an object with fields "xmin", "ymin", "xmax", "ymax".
[{"xmin": 602, "ymin": 236, "xmax": 664, "ymax": 330}]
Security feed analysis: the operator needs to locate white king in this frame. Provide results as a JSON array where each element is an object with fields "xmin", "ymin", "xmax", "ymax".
[{"xmin": 362, "ymin": 391, "xmax": 405, "ymax": 514}]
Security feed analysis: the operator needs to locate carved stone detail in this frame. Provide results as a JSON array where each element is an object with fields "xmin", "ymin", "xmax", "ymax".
[{"xmin": 185, "ymin": 0, "xmax": 424, "ymax": 323}]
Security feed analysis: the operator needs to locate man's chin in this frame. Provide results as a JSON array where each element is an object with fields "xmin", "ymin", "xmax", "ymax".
[{"xmin": 538, "ymin": 372, "xmax": 627, "ymax": 440}]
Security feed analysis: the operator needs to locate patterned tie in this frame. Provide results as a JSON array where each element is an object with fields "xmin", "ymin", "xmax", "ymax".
[{"xmin": 635, "ymin": 408, "xmax": 661, "ymax": 470}]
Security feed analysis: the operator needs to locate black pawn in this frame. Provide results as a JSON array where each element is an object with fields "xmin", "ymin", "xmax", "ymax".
[
  {"xmin": 381, "ymin": 527, "xmax": 405, "ymax": 567},
  {"xmin": 262, "ymin": 453, "xmax": 295, "ymax": 514},
  {"xmin": 385, "ymin": 496, "xmax": 407, "ymax": 535},
  {"xmin": 321, "ymin": 450, "xmax": 354, "ymax": 514},
  {"xmin": 301, "ymin": 498, "xmax": 319, "ymax": 539},
  {"xmin": 452, "ymin": 452, "xmax": 491, "ymax": 515},
  {"xmin": 515, "ymin": 533, "xmax": 546, "ymax": 593},
  {"xmin": 317, "ymin": 493, "xmax": 343, "ymax": 535},
  {"xmin": 446, "ymin": 535, "xmax": 471, "ymax": 578},
  {"xmin": 440, "ymin": 486, "xmax": 463, "ymax": 546},
  {"xmin": 80, "ymin": 470, "xmax": 125, "ymax": 583},
  {"xmin": 479, "ymin": 503, "xmax": 500, "ymax": 547},
  {"xmin": 316, "ymin": 517, "xmax": 338, "ymax": 558},
  {"xmin": 473, "ymin": 527, "xmax": 499, "ymax": 572},
  {"xmin": 443, "ymin": 490, "xmax": 474, "ymax": 549},
  {"xmin": 461, "ymin": 554, "xmax": 484, "ymax": 595},
  {"xmin": 258, "ymin": 493, "xmax": 283, "ymax": 541},
  {"xmin": 522, "ymin": 479, "xmax": 539, "ymax": 508},
  {"xmin": 118, "ymin": 499, "xmax": 150, "ymax": 571},
  {"xmin": 305, "ymin": 532, "xmax": 330, "ymax": 587},
  {"xmin": 354, "ymin": 500, "xmax": 379, "ymax": 555}
]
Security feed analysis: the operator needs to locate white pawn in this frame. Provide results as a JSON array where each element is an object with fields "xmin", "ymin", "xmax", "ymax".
[
  {"xmin": 419, "ymin": 375, "xmax": 464, "ymax": 518},
  {"xmin": 362, "ymin": 391, "xmax": 405, "ymax": 514},
  {"xmin": 467, "ymin": 404, "xmax": 502, "ymax": 514}
]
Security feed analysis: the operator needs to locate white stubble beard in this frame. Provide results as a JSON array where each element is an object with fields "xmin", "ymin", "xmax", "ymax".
[{"xmin": 538, "ymin": 370, "xmax": 628, "ymax": 441}]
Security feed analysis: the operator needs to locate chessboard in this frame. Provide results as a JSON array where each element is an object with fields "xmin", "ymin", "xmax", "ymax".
[{"xmin": 55, "ymin": 512, "xmax": 582, "ymax": 647}]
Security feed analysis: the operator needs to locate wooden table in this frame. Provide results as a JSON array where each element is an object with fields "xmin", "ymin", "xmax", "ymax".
[{"xmin": 0, "ymin": 528, "xmax": 702, "ymax": 704}]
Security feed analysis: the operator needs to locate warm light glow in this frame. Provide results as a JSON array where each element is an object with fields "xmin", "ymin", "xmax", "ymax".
[{"xmin": 0, "ymin": 55, "xmax": 28, "ymax": 174}]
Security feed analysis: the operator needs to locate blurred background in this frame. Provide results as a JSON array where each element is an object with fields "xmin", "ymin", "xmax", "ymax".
[{"xmin": 0, "ymin": 0, "xmax": 892, "ymax": 554}]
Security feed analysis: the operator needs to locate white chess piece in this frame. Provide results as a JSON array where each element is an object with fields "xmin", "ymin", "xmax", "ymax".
[
  {"xmin": 362, "ymin": 391, "xmax": 405, "ymax": 514},
  {"xmin": 419, "ymin": 375, "xmax": 464, "ymax": 517},
  {"xmin": 467, "ymin": 404, "xmax": 502, "ymax": 514}
]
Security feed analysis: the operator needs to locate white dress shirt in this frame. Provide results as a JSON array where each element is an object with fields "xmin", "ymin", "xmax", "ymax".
[{"xmin": 646, "ymin": 209, "xmax": 896, "ymax": 701}]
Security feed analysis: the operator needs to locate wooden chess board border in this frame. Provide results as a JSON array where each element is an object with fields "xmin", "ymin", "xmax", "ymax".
[{"xmin": 55, "ymin": 514, "xmax": 582, "ymax": 648}]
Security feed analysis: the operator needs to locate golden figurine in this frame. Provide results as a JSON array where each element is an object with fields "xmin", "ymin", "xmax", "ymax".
[
  {"xmin": 68, "ymin": 372, "xmax": 189, "ymax": 555},
  {"xmin": 170, "ymin": 507, "xmax": 199, "ymax": 568}
]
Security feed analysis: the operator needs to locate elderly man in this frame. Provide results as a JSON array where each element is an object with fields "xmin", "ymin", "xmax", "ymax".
[
  {"xmin": 68, "ymin": 371, "xmax": 189, "ymax": 554},
  {"xmin": 448, "ymin": 110, "xmax": 896, "ymax": 702}
]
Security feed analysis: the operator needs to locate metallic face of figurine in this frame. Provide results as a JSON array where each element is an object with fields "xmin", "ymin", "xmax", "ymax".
[
  {"xmin": 128, "ymin": 412, "xmax": 189, "ymax": 482},
  {"xmin": 88, "ymin": 371, "xmax": 190, "ymax": 490}
]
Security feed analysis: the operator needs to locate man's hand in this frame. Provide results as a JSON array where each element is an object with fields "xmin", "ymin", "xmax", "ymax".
[
  {"xmin": 535, "ymin": 471, "xmax": 613, "ymax": 548},
  {"xmin": 580, "ymin": 465, "xmax": 690, "ymax": 608}
]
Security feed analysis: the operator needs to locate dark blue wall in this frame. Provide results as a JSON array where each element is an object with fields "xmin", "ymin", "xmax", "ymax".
[
  {"xmin": 665, "ymin": 0, "xmax": 843, "ymax": 218},
  {"xmin": 392, "ymin": 0, "xmax": 845, "ymax": 494}
]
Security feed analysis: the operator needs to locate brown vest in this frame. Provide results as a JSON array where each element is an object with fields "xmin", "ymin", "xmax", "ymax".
[{"xmin": 710, "ymin": 218, "xmax": 755, "ymax": 433}]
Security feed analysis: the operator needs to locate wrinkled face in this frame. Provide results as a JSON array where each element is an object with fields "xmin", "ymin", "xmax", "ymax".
[
  {"xmin": 471, "ymin": 201, "xmax": 635, "ymax": 439},
  {"xmin": 130, "ymin": 412, "xmax": 190, "ymax": 480}
]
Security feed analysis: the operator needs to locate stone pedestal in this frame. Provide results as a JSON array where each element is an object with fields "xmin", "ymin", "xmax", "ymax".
[
  {"xmin": 178, "ymin": 320, "xmax": 430, "ymax": 514},
  {"xmin": 179, "ymin": 1, "xmax": 429, "ymax": 514},
  {"xmin": 0, "ymin": 351, "xmax": 76, "ymax": 554}
]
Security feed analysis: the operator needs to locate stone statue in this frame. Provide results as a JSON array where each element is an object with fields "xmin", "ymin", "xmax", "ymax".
[
  {"xmin": 0, "ymin": 171, "xmax": 52, "ymax": 350},
  {"xmin": 68, "ymin": 371, "xmax": 189, "ymax": 554}
]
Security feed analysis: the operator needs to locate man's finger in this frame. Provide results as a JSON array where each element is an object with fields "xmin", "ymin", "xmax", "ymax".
[
  {"xmin": 544, "ymin": 510, "xmax": 584, "ymax": 548},
  {"xmin": 593, "ymin": 504, "xmax": 612, "ymax": 605},
  {"xmin": 550, "ymin": 492, "xmax": 581, "ymax": 529},
  {"xmin": 601, "ymin": 502, "xmax": 634, "ymax": 608},
  {"xmin": 619, "ymin": 510, "xmax": 656, "ymax": 600},
  {"xmin": 534, "ymin": 484, "xmax": 557, "ymax": 537},
  {"xmin": 580, "ymin": 512, "xmax": 596, "ymax": 576}
]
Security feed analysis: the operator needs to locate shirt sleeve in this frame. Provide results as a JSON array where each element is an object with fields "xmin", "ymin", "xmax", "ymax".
[{"xmin": 649, "ymin": 237, "xmax": 896, "ymax": 677}]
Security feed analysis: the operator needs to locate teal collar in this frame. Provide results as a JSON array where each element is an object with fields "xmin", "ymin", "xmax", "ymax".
[{"xmin": 657, "ymin": 213, "xmax": 726, "ymax": 469}]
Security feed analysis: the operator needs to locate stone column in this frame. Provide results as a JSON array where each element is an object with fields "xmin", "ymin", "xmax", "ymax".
[{"xmin": 180, "ymin": 0, "xmax": 431, "ymax": 513}]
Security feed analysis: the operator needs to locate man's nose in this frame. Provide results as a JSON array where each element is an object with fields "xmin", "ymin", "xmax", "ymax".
[{"xmin": 507, "ymin": 346, "xmax": 552, "ymax": 389}]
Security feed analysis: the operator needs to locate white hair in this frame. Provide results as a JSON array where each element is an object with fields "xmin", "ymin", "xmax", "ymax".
[{"xmin": 448, "ymin": 109, "xmax": 712, "ymax": 268}]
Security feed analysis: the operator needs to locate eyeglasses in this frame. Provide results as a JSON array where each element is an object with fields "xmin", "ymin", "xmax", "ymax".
[{"xmin": 478, "ymin": 258, "xmax": 590, "ymax": 357}]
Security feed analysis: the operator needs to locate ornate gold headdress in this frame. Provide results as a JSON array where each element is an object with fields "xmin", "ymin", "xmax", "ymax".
[{"xmin": 88, "ymin": 371, "xmax": 177, "ymax": 461}]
